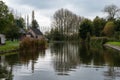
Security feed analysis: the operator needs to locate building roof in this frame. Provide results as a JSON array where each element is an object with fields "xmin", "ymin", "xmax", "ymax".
[
  {"xmin": 19, "ymin": 28, "xmax": 26, "ymax": 34},
  {"xmin": 30, "ymin": 28, "xmax": 43, "ymax": 35},
  {"xmin": 0, "ymin": 34, "xmax": 5, "ymax": 37}
]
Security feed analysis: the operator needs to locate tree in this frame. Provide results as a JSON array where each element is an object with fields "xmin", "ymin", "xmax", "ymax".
[
  {"xmin": 93, "ymin": 16, "xmax": 106, "ymax": 36},
  {"xmin": 0, "ymin": 1, "xmax": 10, "ymax": 33},
  {"xmin": 5, "ymin": 23, "xmax": 20, "ymax": 41},
  {"xmin": 113, "ymin": 19, "xmax": 120, "ymax": 40},
  {"xmin": 32, "ymin": 20, "xmax": 39, "ymax": 28},
  {"xmin": 15, "ymin": 17, "xmax": 25, "ymax": 29},
  {"xmin": 31, "ymin": 10, "xmax": 39, "ymax": 29},
  {"xmin": 51, "ymin": 28, "xmax": 63, "ymax": 41},
  {"xmin": 3, "ymin": 13, "xmax": 21, "ymax": 41},
  {"xmin": 103, "ymin": 21, "xmax": 115, "ymax": 37},
  {"xmin": 52, "ymin": 8, "xmax": 82, "ymax": 40},
  {"xmin": 79, "ymin": 19, "xmax": 93, "ymax": 40},
  {"xmin": 114, "ymin": 19, "xmax": 120, "ymax": 31},
  {"xmin": 103, "ymin": 4, "xmax": 120, "ymax": 20}
]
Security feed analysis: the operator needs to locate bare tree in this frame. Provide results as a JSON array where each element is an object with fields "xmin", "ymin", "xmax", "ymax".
[
  {"xmin": 103, "ymin": 4, "xmax": 120, "ymax": 20},
  {"xmin": 51, "ymin": 8, "xmax": 82, "ymax": 40}
]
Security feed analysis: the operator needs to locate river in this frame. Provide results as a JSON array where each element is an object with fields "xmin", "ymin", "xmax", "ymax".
[{"xmin": 0, "ymin": 42, "xmax": 120, "ymax": 80}]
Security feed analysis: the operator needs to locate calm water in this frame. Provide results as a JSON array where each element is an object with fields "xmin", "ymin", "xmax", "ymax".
[{"xmin": 0, "ymin": 42, "xmax": 120, "ymax": 80}]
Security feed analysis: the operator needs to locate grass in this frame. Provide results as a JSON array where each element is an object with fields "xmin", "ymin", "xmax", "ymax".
[
  {"xmin": 0, "ymin": 41, "xmax": 19, "ymax": 51},
  {"xmin": 106, "ymin": 42, "xmax": 120, "ymax": 47},
  {"xmin": 0, "ymin": 52, "xmax": 18, "ymax": 56}
]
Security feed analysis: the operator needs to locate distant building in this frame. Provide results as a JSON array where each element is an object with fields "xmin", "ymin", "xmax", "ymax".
[
  {"xmin": 0, "ymin": 34, "xmax": 5, "ymax": 45},
  {"xmin": 26, "ymin": 28, "xmax": 44, "ymax": 39}
]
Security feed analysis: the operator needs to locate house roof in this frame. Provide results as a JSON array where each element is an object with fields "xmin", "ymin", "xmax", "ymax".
[
  {"xmin": 30, "ymin": 28, "xmax": 43, "ymax": 35},
  {"xmin": 0, "ymin": 34, "xmax": 5, "ymax": 37},
  {"xmin": 19, "ymin": 28, "xmax": 26, "ymax": 34}
]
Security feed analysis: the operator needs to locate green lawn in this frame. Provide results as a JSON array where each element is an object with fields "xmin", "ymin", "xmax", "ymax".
[
  {"xmin": 106, "ymin": 42, "xmax": 120, "ymax": 46},
  {"xmin": 0, "ymin": 41, "xmax": 19, "ymax": 51}
]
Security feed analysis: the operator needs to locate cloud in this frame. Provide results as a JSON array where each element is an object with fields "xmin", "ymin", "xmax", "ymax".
[{"xmin": 3, "ymin": 0, "xmax": 120, "ymax": 29}]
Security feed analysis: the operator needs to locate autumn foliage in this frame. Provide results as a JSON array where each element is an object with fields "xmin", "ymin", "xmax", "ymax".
[
  {"xmin": 20, "ymin": 37, "xmax": 46, "ymax": 50},
  {"xmin": 103, "ymin": 21, "xmax": 115, "ymax": 37}
]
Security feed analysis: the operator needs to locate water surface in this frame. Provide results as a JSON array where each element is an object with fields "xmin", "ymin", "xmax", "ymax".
[{"xmin": 0, "ymin": 42, "xmax": 120, "ymax": 80}]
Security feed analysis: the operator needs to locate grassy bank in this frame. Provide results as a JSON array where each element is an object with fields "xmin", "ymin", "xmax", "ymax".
[
  {"xmin": 106, "ymin": 42, "xmax": 120, "ymax": 47},
  {"xmin": 0, "ymin": 41, "xmax": 19, "ymax": 51}
]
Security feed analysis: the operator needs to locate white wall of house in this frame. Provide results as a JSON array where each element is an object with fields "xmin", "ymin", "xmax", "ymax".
[
  {"xmin": 28, "ymin": 29, "xmax": 43, "ymax": 39},
  {"xmin": 0, "ymin": 34, "xmax": 5, "ymax": 44},
  {"xmin": 28, "ymin": 29, "xmax": 36, "ymax": 38}
]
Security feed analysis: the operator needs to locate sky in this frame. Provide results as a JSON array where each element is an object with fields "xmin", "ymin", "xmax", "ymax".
[{"xmin": 2, "ymin": 0, "xmax": 120, "ymax": 32}]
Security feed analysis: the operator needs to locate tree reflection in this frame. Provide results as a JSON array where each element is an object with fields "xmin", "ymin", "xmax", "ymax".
[
  {"xmin": 1, "ymin": 42, "xmax": 120, "ymax": 79},
  {"xmin": 51, "ymin": 42, "xmax": 80, "ymax": 75},
  {"xmin": 51, "ymin": 42, "xmax": 120, "ymax": 77},
  {"xmin": 19, "ymin": 49, "xmax": 45, "ymax": 73},
  {"xmin": 103, "ymin": 49, "xmax": 120, "ymax": 80},
  {"xmin": 0, "ymin": 48, "xmax": 46, "ymax": 79},
  {"xmin": 79, "ymin": 42, "xmax": 93, "ymax": 65},
  {"xmin": 0, "ymin": 56, "xmax": 13, "ymax": 80}
]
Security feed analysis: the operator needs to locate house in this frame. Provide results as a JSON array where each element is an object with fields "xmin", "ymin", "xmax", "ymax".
[
  {"xmin": 26, "ymin": 28, "xmax": 44, "ymax": 39},
  {"xmin": 19, "ymin": 28, "xmax": 26, "ymax": 40},
  {"xmin": 0, "ymin": 34, "xmax": 5, "ymax": 45}
]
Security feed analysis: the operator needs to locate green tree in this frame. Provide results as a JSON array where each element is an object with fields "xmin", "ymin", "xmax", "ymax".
[
  {"xmin": 103, "ymin": 21, "xmax": 115, "ymax": 37},
  {"xmin": 0, "ymin": 1, "xmax": 26, "ymax": 41},
  {"xmin": 51, "ymin": 28, "xmax": 64, "ymax": 41},
  {"xmin": 93, "ymin": 16, "xmax": 106, "ymax": 36},
  {"xmin": 31, "ymin": 10, "xmax": 39, "ymax": 29},
  {"xmin": 79, "ymin": 19, "xmax": 93, "ymax": 40},
  {"xmin": 0, "ymin": 1, "xmax": 10, "ymax": 33},
  {"xmin": 15, "ymin": 17, "xmax": 25, "ymax": 29},
  {"xmin": 113, "ymin": 19, "xmax": 120, "ymax": 40},
  {"xmin": 32, "ymin": 20, "xmax": 39, "ymax": 28},
  {"xmin": 1, "ymin": 11, "xmax": 20, "ymax": 41},
  {"xmin": 114, "ymin": 19, "xmax": 120, "ymax": 31},
  {"xmin": 5, "ymin": 23, "xmax": 20, "ymax": 41}
]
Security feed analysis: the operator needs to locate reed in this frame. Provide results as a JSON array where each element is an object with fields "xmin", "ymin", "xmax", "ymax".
[{"xmin": 20, "ymin": 37, "xmax": 47, "ymax": 51}]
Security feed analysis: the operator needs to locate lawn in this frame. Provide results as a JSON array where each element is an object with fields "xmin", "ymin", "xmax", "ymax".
[
  {"xmin": 106, "ymin": 42, "xmax": 120, "ymax": 46},
  {"xmin": 0, "ymin": 41, "xmax": 19, "ymax": 51}
]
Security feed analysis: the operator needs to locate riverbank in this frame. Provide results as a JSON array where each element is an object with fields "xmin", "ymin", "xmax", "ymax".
[
  {"xmin": 0, "ymin": 41, "xmax": 19, "ymax": 54},
  {"xmin": 104, "ymin": 42, "xmax": 120, "ymax": 51}
]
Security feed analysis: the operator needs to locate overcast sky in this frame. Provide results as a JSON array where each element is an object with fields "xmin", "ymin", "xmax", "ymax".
[{"xmin": 3, "ymin": 0, "xmax": 120, "ymax": 31}]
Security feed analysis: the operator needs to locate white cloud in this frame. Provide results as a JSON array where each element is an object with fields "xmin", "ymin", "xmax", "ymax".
[{"xmin": 3, "ymin": 0, "xmax": 120, "ymax": 28}]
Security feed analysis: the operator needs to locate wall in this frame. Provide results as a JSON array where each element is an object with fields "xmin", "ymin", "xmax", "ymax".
[{"xmin": 0, "ymin": 34, "xmax": 5, "ymax": 44}]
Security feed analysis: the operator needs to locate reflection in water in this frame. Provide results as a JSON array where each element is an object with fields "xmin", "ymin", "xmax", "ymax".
[
  {"xmin": 0, "ymin": 55, "xmax": 13, "ymax": 80},
  {"xmin": 0, "ymin": 49, "xmax": 45, "ymax": 80},
  {"xmin": 0, "ymin": 42, "xmax": 120, "ymax": 80},
  {"xmin": 51, "ymin": 42, "xmax": 80, "ymax": 75},
  {"xmin": 50, "ymin": 42, "xmax": 120, "ymax": 80},
  {"xmin": 19, "ymin": 49, "xmax": 45, "ymax": 73}
]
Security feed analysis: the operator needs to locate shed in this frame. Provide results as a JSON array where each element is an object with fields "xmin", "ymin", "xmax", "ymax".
[{"xmin": 0, "ymin": 34, "xmax": 5, "ymax": 45}]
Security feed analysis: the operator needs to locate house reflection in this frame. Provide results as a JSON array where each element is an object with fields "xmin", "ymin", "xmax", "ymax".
[
  {"xmin": 0, "ymin": 49, "xmax": 46, "ymax": 79},
  {"xmin": 19, "ymin": 49, "xmax": 45, "ymax": 73},
  {"xmin": 1, "ymin": 42, "xmax": 120, "ymax": 79}
]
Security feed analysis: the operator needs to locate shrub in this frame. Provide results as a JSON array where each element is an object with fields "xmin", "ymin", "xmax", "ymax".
[
  {"xmin": 20, "ymin": 37, "xmax": 47, "ymax": 51},
  {"xmin": 103, "ymin": 21, "xmax": 115, "ymax": 37}
]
